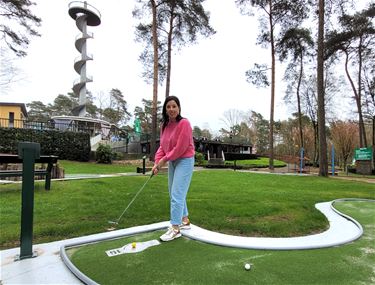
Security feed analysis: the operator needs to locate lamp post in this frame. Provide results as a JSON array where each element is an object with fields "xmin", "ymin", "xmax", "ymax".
[{"xmin": 229, "ymin": 131, "xmax": 233, "ymax": 152}]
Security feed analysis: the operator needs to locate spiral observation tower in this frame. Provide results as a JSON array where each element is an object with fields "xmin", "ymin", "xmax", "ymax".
[
  {"xmin": 51, "ymin": 2, "xmax": 116, "ymax": 149},
  {"xmin": 68, "ymin": 1, "xmax": 101, "ymax": 117}
]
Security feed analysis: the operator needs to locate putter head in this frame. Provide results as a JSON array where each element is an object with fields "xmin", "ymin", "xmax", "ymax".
[{"xmin": 108, "ymin": 220, "xmax": 118, "ymax": 225}]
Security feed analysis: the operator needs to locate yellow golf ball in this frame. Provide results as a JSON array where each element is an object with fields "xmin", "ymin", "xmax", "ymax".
[{"xmin": 132, "ymin": 242, "xmax": 136, "ymax": 249}]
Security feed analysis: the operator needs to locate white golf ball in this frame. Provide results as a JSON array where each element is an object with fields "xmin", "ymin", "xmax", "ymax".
[{"xmin": 244, "ymin": 263, "xmax": 251, "ymax": 270}]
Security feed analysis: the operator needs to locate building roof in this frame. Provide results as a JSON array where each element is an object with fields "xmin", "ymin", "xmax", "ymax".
[
  {"xmin": 0, "ymin": 102, "xmax": 28, "ymax": 117},
  {"xmin": 51, "ymin": 115, "xmax": 112, "ymax": 126}
]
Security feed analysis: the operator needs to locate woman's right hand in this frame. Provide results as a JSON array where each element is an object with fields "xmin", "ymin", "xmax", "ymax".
[{"xmin": 152, "ymin": 164, "xmax": 160, "ymax": 175}]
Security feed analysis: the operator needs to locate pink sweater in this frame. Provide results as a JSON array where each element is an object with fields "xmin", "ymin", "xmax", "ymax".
[{"xmin": 155, "ymin": 118, "xmax": 195, "ymax": 163}]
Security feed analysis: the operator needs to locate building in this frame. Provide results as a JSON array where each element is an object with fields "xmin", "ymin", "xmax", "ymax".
[
  {"xmin": 0, "ymin": 102, "xmax": 28, "ymax": 128},
  {"xmin": 139, "ymin": 136, "xmax": 253, "ymax": 158},
  {"xmin": 193, "ymin": 137, "xmax": 253, "ymax": 159},
  {"xmin": 50, "ymin": 115, "xmax": 115, "ymax": 150}
]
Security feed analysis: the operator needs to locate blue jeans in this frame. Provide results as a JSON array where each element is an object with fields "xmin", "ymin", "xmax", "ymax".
[{"xmin": 168, "ymin": 157, "xmax": 194, "ymax": 225}]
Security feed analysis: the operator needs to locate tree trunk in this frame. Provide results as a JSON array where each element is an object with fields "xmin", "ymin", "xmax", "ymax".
[
  {"xmin": 313, "ymin": 121, "xmax": 319, "ymax": 167},
  {"xmin": 373, "ymin": 115, "xmax": 375, "ymax": 171},
  {"xmin": 344, "ymin": 50, "xmax": 367, "ymax": 147},
  {"xmin": 297, "ymin": 52, "xmax": 304, "ymax": 149},
  {"xmin": 357, "ymin": 36, "xmax": 367, "ymax": 146},
  {"xmin": 317, "ymin": 0, "xmax": 328, "ymax": 176},
  {"xmin": 150, "ymin": 0, "xmax": 158, "ymax": 161},
  {"xmin": 268, "ymin": 0, "xmax": 275, "ymax": 170},
  {"xmin": 165, "ymin": 1, "xmax": 176, "ymax": 98}
]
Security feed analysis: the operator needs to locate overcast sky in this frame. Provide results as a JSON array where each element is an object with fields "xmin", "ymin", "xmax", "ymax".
[{"xmin": 1, "ymin": 0, "xmax": 361, "ymax": 133}]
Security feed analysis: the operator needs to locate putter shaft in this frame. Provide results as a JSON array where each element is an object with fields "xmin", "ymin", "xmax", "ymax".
[{"xmin": 108, "ymin": 173, "xmax": 154, "ymax": 225}]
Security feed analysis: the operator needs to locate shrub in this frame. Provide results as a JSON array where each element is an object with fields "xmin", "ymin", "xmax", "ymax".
[
  {"xmin": 96, "ymin": 144, "xmax": 113, "ymax": 164},
  {"xmin": 347, "ymin": 164, "xmax": 356, "ymax": 174},
  {"xmin": 195, "ymin": 152, "xmax": 205, "ymax": 166},
  {"xmin": 112, "ymin": 152, "xmax": 124, "ymax": 161},
  {"xmin": 0, "ymin": 127, "xmax": 90, "ymax": 161}
]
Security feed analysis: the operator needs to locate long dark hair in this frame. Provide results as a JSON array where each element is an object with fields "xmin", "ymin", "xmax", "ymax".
[{"xmin": 161, "ymin": 95, "xmax": 183, "ymax": 132}]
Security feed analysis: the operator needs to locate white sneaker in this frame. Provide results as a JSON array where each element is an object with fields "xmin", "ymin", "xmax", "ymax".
[
  {"xmin": 179, "ymin": 219, "xmax": 191, "ymax": 230},
  {"xmin": 160, "ymin": 227, "xmax": 181, "ymax": 242}
]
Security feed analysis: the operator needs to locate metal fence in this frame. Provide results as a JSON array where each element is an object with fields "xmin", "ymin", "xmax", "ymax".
[
  {"xmin": 0, "ymin": 117, "xmax": 108, "ymax": 134},
  {"xmin": 0, "ymin": 118, "xmax": 54, "ymax": 130}
]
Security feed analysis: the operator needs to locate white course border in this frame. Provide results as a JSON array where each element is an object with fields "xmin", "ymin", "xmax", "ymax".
[{"xmin": 182, "ymin": 199, "xmax": 368, "ymax": 250}]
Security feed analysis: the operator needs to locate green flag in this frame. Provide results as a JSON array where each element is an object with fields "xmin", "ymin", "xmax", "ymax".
[{"xmin": 134, "ymin": 118, "xmax": 141, "ymax": 134}]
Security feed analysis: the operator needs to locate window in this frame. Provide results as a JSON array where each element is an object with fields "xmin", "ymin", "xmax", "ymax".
[{"xmin": 9, "ymin": 112, "xmax": 14, "ymax": 128}]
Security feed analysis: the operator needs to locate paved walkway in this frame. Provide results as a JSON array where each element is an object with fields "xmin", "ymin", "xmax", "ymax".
[{"xmin": 1, "ymin": 199, "xmax": 365, "ymax": 284}]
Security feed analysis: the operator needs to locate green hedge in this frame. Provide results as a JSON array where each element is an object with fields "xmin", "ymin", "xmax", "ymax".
[{"xmin": 0, "ymin": 128, "xmax": 90, "ymax": 161}]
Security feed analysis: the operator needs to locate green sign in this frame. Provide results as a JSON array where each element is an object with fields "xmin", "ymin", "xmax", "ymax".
[{"xmin": 354, "ymin": 147, "xmax": 373, "ymax": 161}]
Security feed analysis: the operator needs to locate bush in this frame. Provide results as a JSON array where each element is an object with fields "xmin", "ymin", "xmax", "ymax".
[
  {"xmin": 0, "ymin": 127, "xmax": 90, "ymax": 161},
  {"xmin": 112, "ymin": 151, "xmax": 124, "ymax": 160},
  {"xmin": 195, "ymin": 152, "xmax": 205, "ymax": 166},
  {"xmin": 96, "ymin": 144, "xmax": 113, "ymax": 164},
  {"xmin": 347, "ymin": 164, "xmax": 356, "ymax": 174}
]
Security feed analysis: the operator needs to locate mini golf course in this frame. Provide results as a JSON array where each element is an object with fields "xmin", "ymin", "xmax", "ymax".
[{"xmin": 61, "ymin": 200, "xmax": 375, "ymax": 285}]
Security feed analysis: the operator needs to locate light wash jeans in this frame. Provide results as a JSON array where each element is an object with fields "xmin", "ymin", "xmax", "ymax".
[{"xmin": 168, "ymin": 156, "xmax": 194, "ymax": 225}]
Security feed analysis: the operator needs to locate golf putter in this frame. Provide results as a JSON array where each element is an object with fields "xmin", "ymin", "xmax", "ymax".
[{"xmin": 108, "ymin": 171, "xmax": 154, "ymax": 226}]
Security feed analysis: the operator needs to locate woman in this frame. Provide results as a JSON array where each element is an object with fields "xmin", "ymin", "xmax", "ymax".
[{"xmin": 152, "ymin": 96, "xmax": 195, "ymax": 242}]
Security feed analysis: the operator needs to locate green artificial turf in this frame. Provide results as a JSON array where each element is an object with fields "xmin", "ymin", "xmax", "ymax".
[
  {"xmin": 1, "ymin": 170, "xmax": 374, "ymax": 249},
  {"xmin": 68, "ymin": 201, "xmax": 375, "ymax": 285}
]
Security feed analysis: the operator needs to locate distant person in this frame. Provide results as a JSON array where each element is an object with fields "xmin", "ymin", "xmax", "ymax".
[{"xmin": 152, "ymin": 96, "xmax": 195, "ymax": 242}]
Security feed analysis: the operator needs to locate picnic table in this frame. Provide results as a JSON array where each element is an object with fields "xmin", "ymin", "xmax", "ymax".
[{"xmin": 0, "ymin": 153, "xmax": 58, "ymax": 190}]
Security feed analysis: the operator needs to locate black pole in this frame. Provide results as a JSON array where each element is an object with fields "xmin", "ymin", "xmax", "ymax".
[
  {"xmin": 16, "ymin": 142, "xmax": 40, "ymax": 260},
  {"xmin": 142, "ymin": 156, "xmax": 146, "ymax": 174}
]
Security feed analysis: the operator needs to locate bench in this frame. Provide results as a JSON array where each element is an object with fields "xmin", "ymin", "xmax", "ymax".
[
  {"xmin": 0, "ymin": 154, "xmax": 58, "ymax": 190},
  {"xmin": 206, "ymin": 158, "xmax": 226, "ymax": 168},
  {"xmin": 291, "ymin": 168, "xmax": 310, "ymax": 174},
  {"xmin": 223, "ymin": 153, "xmax": 257, "ymax": 170}
]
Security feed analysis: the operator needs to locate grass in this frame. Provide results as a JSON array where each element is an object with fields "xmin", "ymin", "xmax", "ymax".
[
  {"xmin": 224, "ymin": 157, "xmax": 287, "ymax": 168},
  {"xmin": 58, "ymin": 160, "xmax": 137, "ymax": 174},
  {"xmin": 343, "ymin": 171, "xmax": 375, "ymax": 179},
  {"xmin": 196, "ymin": 157, "xmax": 287, "ymax": 168},
  {"xmin": 68, "ymin": 201, "xmax": 375, "ymax": 285},
  {"xmin": 0, "ymin": 165, "xmax": 374, "ymax": 250}
]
